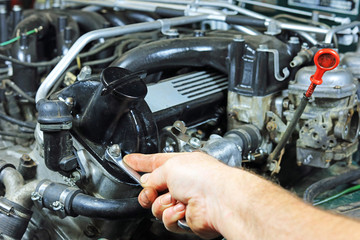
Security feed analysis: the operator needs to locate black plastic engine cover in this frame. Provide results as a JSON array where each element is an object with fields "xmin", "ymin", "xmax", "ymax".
[{"xmin": 228, "ymin": 35, "xmax": 293, "ymax": 96}]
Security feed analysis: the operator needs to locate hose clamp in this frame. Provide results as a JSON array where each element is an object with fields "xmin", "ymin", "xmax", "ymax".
[{"xmin": 31, "ymin": 180, "xmax": 51, "ymax": 209}]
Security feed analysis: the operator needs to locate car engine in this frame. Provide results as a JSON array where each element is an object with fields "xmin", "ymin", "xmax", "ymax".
[{"xmin": 0, "ymin": 0, "xmax": 360, "ymax": 239}]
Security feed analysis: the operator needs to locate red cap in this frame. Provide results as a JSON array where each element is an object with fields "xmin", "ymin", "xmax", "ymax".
[{"xmin": 310, "ymin": 48, "xmax": 340, "ymax": 85}]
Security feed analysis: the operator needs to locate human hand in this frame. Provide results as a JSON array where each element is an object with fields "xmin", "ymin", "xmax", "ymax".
[{"xmin": 123, "ymin": 152, "xmax": 228, "ymax": 239}]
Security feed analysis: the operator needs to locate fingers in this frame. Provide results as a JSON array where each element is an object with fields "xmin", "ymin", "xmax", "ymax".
[
  {"xmin": 138, "ymin": 187, "xmax": 158, "ymax": 208},
  {"xmin": 140, "ymin": 167, "xmax": 168, "ymax": 192},
  {"xmin": 152, "ymin": 192, "xmax": 176, "ymax": 220},
  {"xmin": 123, "ymin": 153, "xmax": 184, "ymax": 172},
  {"xmin": 162, "ymin": 202, "xmax": 187, "ymax": 233}
]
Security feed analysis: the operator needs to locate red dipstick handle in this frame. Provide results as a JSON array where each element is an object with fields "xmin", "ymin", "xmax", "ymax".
[{"xmin": 305, "ymin": 48, "xmax": 340, "ymax": 98}]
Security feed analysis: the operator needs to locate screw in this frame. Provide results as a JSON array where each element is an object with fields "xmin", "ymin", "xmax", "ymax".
[
  {"xmin": 52, "ymin": 201, "xmax": 63, "ymax": 211},
  {"xmin": 109, "ymin": 144, "xmax": 121, "ymax": 157},
  {"xmin": 189, "ymin": 137, "xmax": 201, "ymax": 148},
  {"xmin": 31, "ymin": 192, "xmax": 41, "ymax": 201}
]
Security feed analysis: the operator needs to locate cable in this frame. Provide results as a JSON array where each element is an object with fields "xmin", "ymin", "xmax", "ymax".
[
  {"xmin": 314, "ymin": 184, "xmax": 360, "ymax": 206},
  {"xmin": 0, "ymin": 27, "xmax": 43, "ymax": 47},
  {"xmin": 0, "ymin": 111, "xmax": 36, "ymax": 129},
  {"xmin": 1, "ymin": 79, "xmax": 35, "ymax": 103},
  {"xmin": 0, "ymin": 55, "xmax": 62, "ymax": 68},
  {"xmin": 0, "ymin": 131, "xmax": 34, "ymax": 139},
  {"xmin": 303, "ymin": 168, "xmax": 360, "ymax": 204}
]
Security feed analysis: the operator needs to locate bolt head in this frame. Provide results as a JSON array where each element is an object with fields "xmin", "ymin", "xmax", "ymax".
[{"xmin": 109, "ymin": 144, "xmax": 121, "ymax": 157}]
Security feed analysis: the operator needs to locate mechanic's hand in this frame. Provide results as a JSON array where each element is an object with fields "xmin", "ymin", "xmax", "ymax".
[{"xmin": 123, "ymin": 152, "xmax": 227, "ymax": 239}]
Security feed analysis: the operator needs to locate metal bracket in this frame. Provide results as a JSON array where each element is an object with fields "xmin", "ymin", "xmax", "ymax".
[
  {"xmin": 0, "ymin": 199, "xmax": 14, "ymax": 216},
  {"xmin": 257, "ymin": 46, "xmax": 290, "ymax": 81},
  {"xmin": 158, "ymin": 19, "xmax": 171, "ymax": 35}
]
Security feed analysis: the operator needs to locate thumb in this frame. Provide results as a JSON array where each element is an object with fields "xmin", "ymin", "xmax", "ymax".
[{"xmin": 141, "ymin": 166, "xmax": 169, "ymax": 192}]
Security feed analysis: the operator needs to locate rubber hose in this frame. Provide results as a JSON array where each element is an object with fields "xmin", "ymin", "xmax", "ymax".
[
  {"xmin": 112, "ymin": 37, "xmax": 232, "ymax": 74},
  {"xmin": 71, "ymin": 193, "xmax": 148, "ymax": 219},
  {"xmin": 303, "ymin": 168, "xmax": 360, "ymax": 204}
]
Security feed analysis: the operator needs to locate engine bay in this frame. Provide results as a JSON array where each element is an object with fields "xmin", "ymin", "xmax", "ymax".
[{"xmin": 1, "ymin": 0, "xmax": 360, "ymax": 239}]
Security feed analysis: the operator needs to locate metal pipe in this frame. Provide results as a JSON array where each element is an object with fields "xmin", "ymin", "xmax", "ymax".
[
  {"xmin": 233, "ymin": 25, "xmax": 261, "ymax": 35},
  {"xmin": 278, "ymin": 22, "xmax": 328, "ymax": 34},
  {"xmin": 35, "ymin": 14, "xmax": 209, "ymax": 102},
  {"xmin": 267, "ymin": 95, "xmax": 309, "ymax": 163},
  {"xmin": 145, "ymin": 0, "xmax": 270, "ymax": 20},
  {"xmin": 0, "ymin": 166, "xmax": 39, "ymax": 209},
  {"xmin": 66, "ymin": 0, "xmax": 330, "ymax": 35},
  {"xmin": 65, "ymin": 0, "xmax": 224, "ymax": 15},
  {"xmin": 324, "ymin": 21, "xmax": 360, "ymax": 44},
  {"xmin": 295, "ymin": 31, "xmax": 318, "ymax": 46}
]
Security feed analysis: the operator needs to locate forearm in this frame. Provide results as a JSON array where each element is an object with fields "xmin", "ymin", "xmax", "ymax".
[{"xmin": 215, "ymin": 166, "xmax": 360, "ymax": 240}]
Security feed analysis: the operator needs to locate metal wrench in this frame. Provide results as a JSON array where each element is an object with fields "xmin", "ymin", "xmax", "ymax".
[{"xmin": 105, "ymin": 148, "xmax": 191, "ymax": 231}]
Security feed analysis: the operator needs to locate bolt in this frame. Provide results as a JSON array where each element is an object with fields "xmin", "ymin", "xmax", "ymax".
[
  {"xmin": 77, "ymin": 66, "xmax": 92, "ymax": 81},
  {"xmin": 31, "ymin": 192, "xmax": 41, "ymax": 201},
  {"xmin": 163, "ymin": 145, "xmax": 174, "ymax": 153},
  {"xmin": 288, "ymin": 36, "xmax": 300, "ymax": 44},
  {"xmin": 21, "ymin": 154, "xmax": 32, "ymax": 164},
  {"xmin": 189, "ymin": 137, "xmax": 201, "ymax": 148},
  {"xmin": 52, "ymin": 201, "xmax": 62, "ymax": 211},
  {"xmin": 164, "ymin": 29, "xmax": 179, "ymax": 38},
  {"xmin": 64, "ymin": 97, "xmax": 74, "ymax": 107},
  {"xmin": 266, "ymin": 121, "xmax": 277, "ymax": 132},
  {"xmin": 109, "ymin": 144, "xmax": 121, "ymax": 157}
]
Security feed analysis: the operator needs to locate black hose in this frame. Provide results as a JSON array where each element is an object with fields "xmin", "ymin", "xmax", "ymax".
[
  {"xmin": 112, "ymin": 37, "xmax": 233, "ymax": 74},
  {"xmin": 303, "ymin": 168, "xmax": 360, "ymax": 204},
  {"xmin": 63, "ymin": 10, "xmax": 107, "ymax": 31},
  {"xmin": 0, "ymin": 111, "xmax": 36, "ymax": 129},
  {"xmin": 102, "ymin": 11, "xmax": 131, "ymax": 26},
  {"xmin": 125, "ymin": 11, "xmax": 157, "ymax": 23},
  {"xmin": 71, "ymin": 193, "xmax": 147, "ymax": 219},
  {"xmin": 0, "ymin": 131, "xmax": 34, "ymax": 139},
  {"xmin": 36, "ymin": 181, "xmax": 148, "ymax": 219}
]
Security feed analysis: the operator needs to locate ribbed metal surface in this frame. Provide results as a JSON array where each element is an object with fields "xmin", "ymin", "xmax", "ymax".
[{"xmin": 145, "ymin": 71, "xmax": 227, "ymax": 113}]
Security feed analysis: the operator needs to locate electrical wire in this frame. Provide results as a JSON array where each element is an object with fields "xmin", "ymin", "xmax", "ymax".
[
  {"xmin": 0, "ymin": 111, "xmax": 36, "ymax": 129},
  {"xmin": 314, "ymin": 184, "xmax": 360, "ymax": 206},
  {"xmin": 0, "ymin": 55, "xmax": 62, "ymax": 68},
  {"xmin": 0, "ymin": 27, "xmax": 43, "ymax": 47},
  {"xmin": 1, "ymin": 79, "xmax": 35, "ymax": 103}
]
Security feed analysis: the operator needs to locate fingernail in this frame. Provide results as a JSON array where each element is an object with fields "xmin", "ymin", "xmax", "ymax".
[
  {"xmin": 160, "ymin": 194, "xmax": 172, "ymax": 205},
  {"xmin": 140, "ymin": 190, "xmax": 150, "ymax": 205},
  {"xmin": 174, "ymin": 203, "xmax": 185, "ymax": 212},
  {"xmin": 123, "ymin": 155, "xmax": 129, "ymax": 163},
  {"xmin": 140, "ymin": 174, "xmax": 149, "ymax": 184}
]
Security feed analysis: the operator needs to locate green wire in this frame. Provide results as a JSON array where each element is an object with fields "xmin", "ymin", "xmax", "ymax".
[
  {"xmin": 0, "ymin": 27, "xmax": 41, "ymax": 47},
  {"xmin": 313, "ymin": 184, "xmax": 360, "ymax": 206}
]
